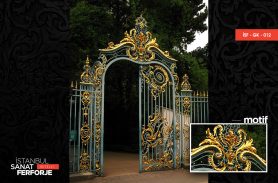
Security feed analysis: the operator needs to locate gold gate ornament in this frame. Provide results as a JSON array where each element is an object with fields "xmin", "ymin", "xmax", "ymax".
[{"xmin": 191, "ymin": 125, "xmax": 266, "ymax": 171}]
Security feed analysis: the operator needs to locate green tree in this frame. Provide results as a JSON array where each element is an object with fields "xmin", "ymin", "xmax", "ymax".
[
  {"xmin": 70, "ymin": 0, "xmax": 208, "ymax": 88},
  {"xmin": 191, "ymin": 44, "xmax": 208, "ymax": 68},
  {"xmin": 99, "ymin": 0, "xmax": 207, "ymax": 50},
  {"xmin": 173, "ymin": 51, "xmax": 208, "ymax": 90},
  {"xmin": 243, "ymin": 125, "xmax": 266, "ymax": 159},
  {"xmin": 70, "ymin": 0, "xmax": 113, "ymax": 78}
]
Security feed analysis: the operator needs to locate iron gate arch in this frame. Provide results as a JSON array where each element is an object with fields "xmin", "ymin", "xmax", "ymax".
[
  {"xmin": 69, "ymin": 15, "xmax": 209, "ymax": 176},
  {"xmin": 101, "ymin": 57, "xmax": 178, "ymax": 173}
]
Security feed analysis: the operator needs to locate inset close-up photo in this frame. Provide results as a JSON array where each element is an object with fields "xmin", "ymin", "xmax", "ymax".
[{"xmin": 190, "ymin": 124, "xmax": 267, "ymax": 173}]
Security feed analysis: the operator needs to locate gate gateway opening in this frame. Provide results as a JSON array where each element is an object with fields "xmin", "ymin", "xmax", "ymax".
[
  {"xmin": 69, "ymin": 16, "xmax": 208, "ymax": 176},
  {"xmin": 104, "ymin": 61, "xmax": 139, "ymax": 153},
  {"xmin": 104, "ymin": 61, "xmax": 139, "ymax": 175}
]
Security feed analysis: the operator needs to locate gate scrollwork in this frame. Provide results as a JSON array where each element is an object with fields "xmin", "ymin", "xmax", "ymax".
[
  {"xmin": 79, "ymin": 91, "xmax": 91, "ymax": 172},
  {"xmin": 141, "ymin": 113, "xmax": 174, "ymax": 171},
  {"xmin": 191, "ymin": 125, "xmax": 267, "ymax": 171},
  {"xmin": 100, "ymin": 15, "xmax": 176, "ymax": 62},
  {"xmin": 141, "ymin": 65, "xmax": 169, "ymax": 98}
]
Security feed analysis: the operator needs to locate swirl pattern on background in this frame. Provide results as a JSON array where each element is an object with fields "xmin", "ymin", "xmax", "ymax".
[
  {"xmin": 209, "ymin": 0, "xmax": 278, "ymax": 182},
  {"xmin": 0, "ymin": 0, "xmax": 70, "ymax": 182}
]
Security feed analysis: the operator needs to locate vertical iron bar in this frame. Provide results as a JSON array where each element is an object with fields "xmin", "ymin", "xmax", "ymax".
[
  {"xmin": 93, "ymin": 91, "xmax": 96, "ymax": 171},
  {"xmin": 73, "ymin": 90, "xmax": 76, "ymax": 172},
  {"xmin": 190, "ymin": 93, "xmax": 193, "ymax": 124},
  {"xmin": 155, "ymin": 96, "xmax": 157, "ymax": 161},
  {"xmin": 89, "ymin": 87, "xmax": 92, "ymax": 171},
  {"xmin": 179, "ymin": 95, "xmax": 182, "ymax": 167},
  {"xmin": 147, "ymin": 83, "xmax": 150, "ymax": 163},
  {"xmin": 172, "ymin": 84, "xmax": 176, "ymax": 168},
  {"xmin": 200, "ymin": 93, "xmax": 203, "ymax": 123},
  {"xmin": 143, "ymin": 74, "xmax": 145, "ymax": 128},
  {"xmin": 197, "ymin": 93, "xmax": 199, "ymax": 123},
  {"xmin": 139, "ymin": 67, "xmax": 142, "ymax": 172},
  {"xmin": 207, "ymin": 93, "xmax": 209, "ymax": 122},
  {"xmin": 165, "ymin": 82, "xmax": 168, "ymax": 160},
  {"xmin": 203, "ymin": 94, "xmax": 205, "ymax": 123},
  {"xmin": 77, "ymin": 85, "xmax": 82, "ymax": 172},
  {"xmin": 73, "ymin": 90, "xmax": 77, "ymax": 172},
  {"xmin": 192, "ymin": 94, "xmax": 194, "ymax": 123},
  {"xmin": 100, "ymin": 90, "xmax": 104, "ymax": 175}
]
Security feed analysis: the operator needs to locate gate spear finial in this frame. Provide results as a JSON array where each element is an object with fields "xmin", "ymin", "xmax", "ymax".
[{"xmin": 80, "ymin": 55, "xmax": 93, "ymax": 84}]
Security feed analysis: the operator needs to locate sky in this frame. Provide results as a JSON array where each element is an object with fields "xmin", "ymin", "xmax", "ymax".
[{"xmin": 187, "ymin": 0, "xmax": 208, "ymax": 52}]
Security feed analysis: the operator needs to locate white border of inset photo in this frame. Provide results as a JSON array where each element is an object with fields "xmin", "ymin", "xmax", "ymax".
[{"xmin": 190, "ymin": 123, "xmax": 268, "ymax": 173}]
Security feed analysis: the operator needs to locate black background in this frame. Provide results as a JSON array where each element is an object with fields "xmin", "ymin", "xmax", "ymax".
[
  {"xmin": 0, "ymin": 0, "xmax": 278, "ymax": 182},
  {"xmin": 0, "ymin": 0, "xmax": 70, "ymax": 182},
  {"xmin": 209, "ymin": 0, "xmax": 278, "ymax": 182}
]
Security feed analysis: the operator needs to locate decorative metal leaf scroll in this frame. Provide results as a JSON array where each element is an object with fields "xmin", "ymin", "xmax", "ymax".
[
  {"xmin": 100, "ymin": 15, "xmax": 177, "ymax": 62},
  {"xmin": 191, "ymin": 125, "xmax": 266, "ymax": 171},
  {"xmin": 141, "ymin": 65, "xmax": 169, "ymax": 98},
  {"xmin": 141, "ymin": 113, "xmax": 174, "ymax": 171}
]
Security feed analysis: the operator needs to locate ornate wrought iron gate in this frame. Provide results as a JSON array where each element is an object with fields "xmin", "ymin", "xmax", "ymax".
[
  {"xmin": 69, "ymin": 16, "xmax": 208, "ymax": 176},
  {"xmin": 139, "ymin": 64, "xmax": 177, "ymax": 172}
]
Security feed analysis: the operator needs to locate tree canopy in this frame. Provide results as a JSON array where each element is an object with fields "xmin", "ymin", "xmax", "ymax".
[{"xmin": 70, "ymin": 0, "xmax": 208, "ymax": 90}]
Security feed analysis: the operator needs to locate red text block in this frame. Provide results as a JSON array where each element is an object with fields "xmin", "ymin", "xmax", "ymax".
[
  {"xmin": 235, "ymin": 29, "xmax": 278, "ymax": 41},
  {"xmin": 37, "ymin": 164, "xmax": 60, "ymax": 170}
]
